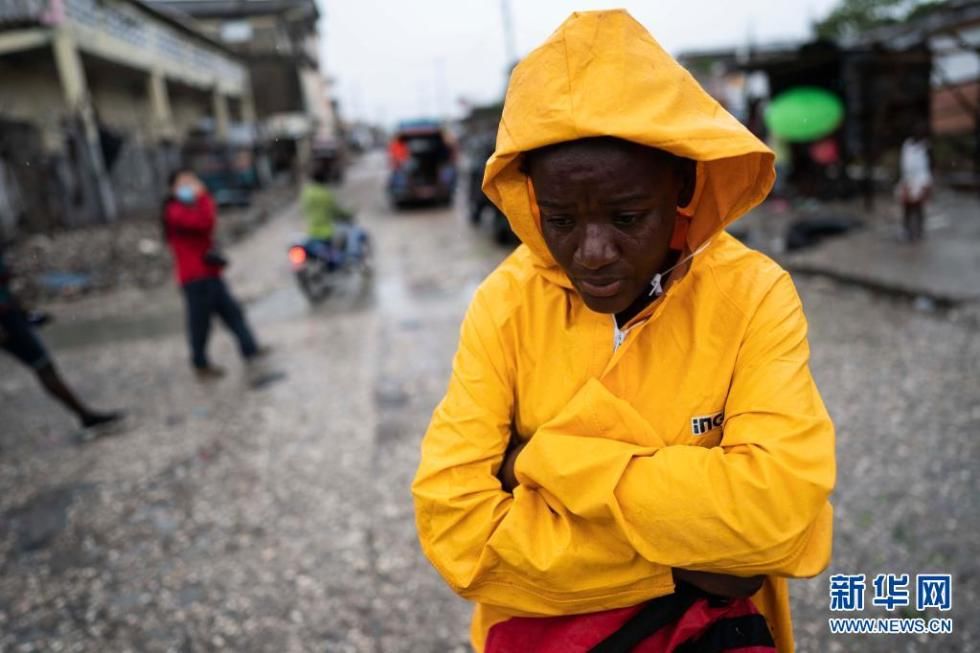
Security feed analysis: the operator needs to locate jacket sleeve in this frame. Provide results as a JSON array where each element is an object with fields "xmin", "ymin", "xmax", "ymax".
[
  {"xmin": 165, "ymin": 195, "xmax": 216, "ymax": 233},
  {"xmin": 515, "ymin": 272, "xmax": 835, "ymax": 578},
  {"xmin": 413, "ymin": 288, "xmax": 675, "ymax": 616}
]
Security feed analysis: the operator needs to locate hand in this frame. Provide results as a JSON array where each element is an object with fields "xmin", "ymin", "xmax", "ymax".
[
  {"xmin": 26, "ymin": 310, "xmax": 52, "ymax": 327},
  {"xmin": 672, "ymin": 568, "xmax": 765, "ymax": 598},
  {"xmin": 498, "ymin": 435, "xmax": 528, "ymax": 493}
]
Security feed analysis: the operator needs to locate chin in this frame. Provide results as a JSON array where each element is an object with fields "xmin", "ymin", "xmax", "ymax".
[{"xmin": 578, "ymin": 293, "xmax": 631, "ymax": 315}]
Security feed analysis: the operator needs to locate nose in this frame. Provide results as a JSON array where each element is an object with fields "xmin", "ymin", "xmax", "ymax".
[{"xmin": 573, "ymin": 223, "xmax": 618, "ymax": 271}]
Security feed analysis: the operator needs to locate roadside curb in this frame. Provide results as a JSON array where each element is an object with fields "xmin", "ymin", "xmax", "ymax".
[{"xmin": 782, "ymin": 260, "xmax": 969, "ymax": 307}]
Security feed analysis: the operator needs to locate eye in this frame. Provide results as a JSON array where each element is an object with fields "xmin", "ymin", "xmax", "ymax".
[
  {"xmin": 544, "ymin": 215, "xmax": 575, "ymax": 230},
  {"xmin": 612, "ymin": 212, "xmax": 644, "ymax": 227}
]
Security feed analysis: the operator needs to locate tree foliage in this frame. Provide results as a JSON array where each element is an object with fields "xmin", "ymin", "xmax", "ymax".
[{"xmin": 814, "ymin": 0, "xmax": 946, "ymax": 41}]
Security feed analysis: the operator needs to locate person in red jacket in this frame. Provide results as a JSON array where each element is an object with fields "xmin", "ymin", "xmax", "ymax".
[{"xmin": 163, "ymin": 169, "xmax": 263, "ymax": 380}]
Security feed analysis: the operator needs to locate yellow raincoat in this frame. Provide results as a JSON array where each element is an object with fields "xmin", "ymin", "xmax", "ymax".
[{"xmin": 413, "ymin": 10, "xmax": 835, "ymax": 652}]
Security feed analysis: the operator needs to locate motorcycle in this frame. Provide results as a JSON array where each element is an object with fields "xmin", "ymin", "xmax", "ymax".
[{"xmin": 288, "ymin": 225, "xmax": 373, "ymax": 304}]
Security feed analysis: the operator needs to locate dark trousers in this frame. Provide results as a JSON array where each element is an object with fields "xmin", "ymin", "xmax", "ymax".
[
  {"xmin": 1, "ymin": 306, "xmax": 50, "ymax": 369},
  {"xmin": 182, "ymin": 277, "xmax": 258, "ymax": 369},
  {"xmin": 903, "ymin": 202, "xmax": 925, "ymax": 241}
]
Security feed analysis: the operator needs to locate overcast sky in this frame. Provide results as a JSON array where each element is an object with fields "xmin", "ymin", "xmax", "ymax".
[{"xmin": 320, "ymin": 0, "xmax": 840, "ymax": 126}]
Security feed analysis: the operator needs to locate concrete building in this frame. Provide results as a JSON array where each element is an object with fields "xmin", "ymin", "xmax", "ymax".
[
  {"xmin": 679, "ymin": 2, "xmax": 980, "ymax": 196},
  {"xmin": 680, "ymin": 38, "xmax": 933, "ymax": 207},
  {"xmin": 0, "ymin": 0, "xmax": 253, "ymax": 233},
  {"xmin": 866, "ymin": 0, "xmax": 980, "ymax": 188},
  {"xmin": 146, "ymin": 0, "xmax": 336, "ymax": 177}
]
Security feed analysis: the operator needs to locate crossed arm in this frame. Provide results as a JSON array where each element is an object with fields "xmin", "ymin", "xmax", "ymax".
[
  {"xmin": 497, "ymin": 435, "xmax": 768, "ymax": 599},
  {"xmin": 165, "ymin": 193, "xmax": 216, "ymax": 233},
  {"xmin": 412, "ymin": 275, "xmax": 834, "ymax": 616}
]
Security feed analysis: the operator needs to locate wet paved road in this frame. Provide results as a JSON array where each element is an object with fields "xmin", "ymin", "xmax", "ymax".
[{"xmin": 1, "ymin": 154, "xmax": 976, "ymax": 652}]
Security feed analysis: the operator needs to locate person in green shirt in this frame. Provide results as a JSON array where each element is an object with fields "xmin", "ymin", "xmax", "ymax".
[
  {"xmin": 300, "ymin": 162, "xmax": 370, "ymax": 269},
  {"xmin": 301, "ymin": 163, "xmax": 352, "ymax": 244}
]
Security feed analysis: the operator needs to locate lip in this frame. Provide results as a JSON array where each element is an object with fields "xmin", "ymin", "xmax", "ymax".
[{"xmin": 577, "ymin": 278, "xmax": 624, "ymax": 297}]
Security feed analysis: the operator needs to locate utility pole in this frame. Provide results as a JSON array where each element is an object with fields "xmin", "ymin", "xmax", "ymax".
[{"xmin": 500, "ymin": 0, "xmax": 517, "ymax": 72}]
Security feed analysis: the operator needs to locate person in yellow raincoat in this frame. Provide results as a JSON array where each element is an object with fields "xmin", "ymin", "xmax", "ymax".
[{"xmin": 413, "ymin": 10, "xmax": 835, "ymax": 652}]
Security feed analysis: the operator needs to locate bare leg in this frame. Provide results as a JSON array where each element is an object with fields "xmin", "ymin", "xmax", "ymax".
[{"xmin": 35, "ymin": 362, "xmax": 121, "ymax": 428}]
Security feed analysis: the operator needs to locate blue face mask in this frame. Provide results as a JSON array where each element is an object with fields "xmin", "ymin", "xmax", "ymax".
[{"xmin": 175, "ymin": 185, "xmax": 197, "ymax": 204}]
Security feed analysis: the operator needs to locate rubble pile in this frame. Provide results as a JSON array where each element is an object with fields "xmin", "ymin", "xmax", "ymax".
[{"xmin": 6, "ymin": 190, "xmax": 290, "ymax": 303}]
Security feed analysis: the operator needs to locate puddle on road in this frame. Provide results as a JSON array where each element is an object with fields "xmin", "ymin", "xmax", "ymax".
[
  {"xmin": 2, "ymin": 483, "xmax": 95, "ymax": 553},
  {"xmin": 42, "ymin": 276, "xmax": 377, "ymax": 352},
  {"xmin": 375, "ymin": 274, "xmax": 480, "ymax": 325},
  {"xmin": 249, "ymin": 275, "xmax": 379, "ymax": 323},
  {"xmin": 45, "ymin": 311, "xmax": 183, "ymax": 351},
  {"xmin": 246, "ymin": 284, "xmax": 309, "ymax": 322},
  {"xmin": 375, "ymin": 378, "xmax": 409, "ymax": 408},
  {"xmin": 375, "ymin": 277, "xmax": 414, "ymax": 320}
]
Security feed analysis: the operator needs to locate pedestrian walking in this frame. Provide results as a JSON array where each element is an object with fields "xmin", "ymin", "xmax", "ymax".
[
  {"xmin": 0, "ymin": 249, "xmax": 124, "ymax": 431},
  {"xmin": 162, "ymin": 169, "xmax": 266, "ymax": 380},
  {"xmin": 412, "ymin": 10, "xmax": 834, "ymax": 653},
  {"xmin": 898, "ymin": 124, "xmax": 933, "ymax": 242}
]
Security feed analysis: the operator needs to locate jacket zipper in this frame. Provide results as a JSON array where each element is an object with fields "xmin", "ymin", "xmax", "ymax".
[
  {"xmin": 612, "ymin": 318, "xmax": 637, "ymax": 352},
  {"xmin": 603, "ymin": 290, "xmax": 675, "ymax": 375}
]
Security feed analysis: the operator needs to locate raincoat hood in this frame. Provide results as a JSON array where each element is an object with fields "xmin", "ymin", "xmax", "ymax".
[{"xmin": 483, "ymin": 9, "xmax": 774, "ymax": 276}]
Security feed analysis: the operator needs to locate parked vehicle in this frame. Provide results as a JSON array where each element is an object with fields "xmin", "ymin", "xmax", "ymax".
[
  {"xmin": 184, "ymin": 123, "xmax": 267, "ymax": 207},
  {"xmin": 312, "ymin": 138, "xmax": 346, "ymax": 183},
  {"xmin": 387, "ymin": 120, "xmax": 456, "ymax": 208},
  {"xmin": 460, "ymin": 131, "xmax": 513, "ymax": 244},
  {"xmin": 466, "ymin": 138, "xmax": 516, "ymax": 244},
  {"xmin": 287, "ymin": 226, "xmax": 373, "ymax": 304}
]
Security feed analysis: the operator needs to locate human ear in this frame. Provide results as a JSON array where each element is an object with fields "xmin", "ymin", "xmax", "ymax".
[{"xmin": 676, "ymin": 159, "xmax": 696, "ymax": 208}]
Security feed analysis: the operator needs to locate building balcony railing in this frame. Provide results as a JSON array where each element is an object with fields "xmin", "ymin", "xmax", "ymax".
[{"xmin": 0, "ymin": 0, "xmax": 56, "ymax": 28}]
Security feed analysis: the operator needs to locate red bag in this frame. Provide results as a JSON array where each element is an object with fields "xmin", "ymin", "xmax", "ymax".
[{"xmin": 485, "ymin": 584, "xmax": 776, "ymax": 653}]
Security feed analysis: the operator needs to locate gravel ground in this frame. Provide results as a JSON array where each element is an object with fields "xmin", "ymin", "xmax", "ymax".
[
  {"xmin": 0, "ymin": 153, "xmax": 976, "ymax": 652},
  {"xmin": 790, "ymin": 277, "xmax": 979, "ymax": 652}
]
